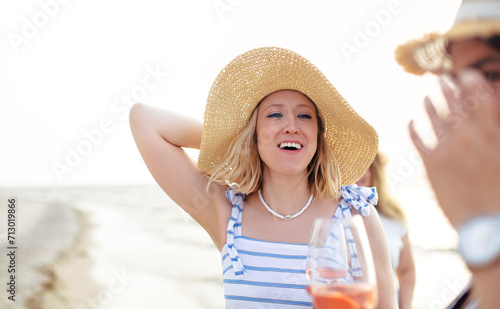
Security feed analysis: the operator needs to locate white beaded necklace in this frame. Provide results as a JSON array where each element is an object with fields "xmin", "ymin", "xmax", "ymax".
[{"xmin": 258, "ymin": 189, "xmax": 314, "ymax": 221}]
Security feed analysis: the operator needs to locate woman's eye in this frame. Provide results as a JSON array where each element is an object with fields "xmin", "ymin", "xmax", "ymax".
[
  {"xmin": 267, "ymin": 112, "xmax": 282, "ymax": 118},
  {"xmin": 298, "ymin": 114, "xmax": 312, "ymax": 119},
  {"xmin": 485, "ymin": 71, "xmax": 500, "ymax": 83}
]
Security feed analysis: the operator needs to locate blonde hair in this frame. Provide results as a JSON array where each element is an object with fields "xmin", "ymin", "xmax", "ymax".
[
  {"xmin": 207, "ymin": 100, "xmax": 342, "ymax": 199},
  {"xmin": 369, "ymin": 152, "xmax": 406, "ymax": 223}
]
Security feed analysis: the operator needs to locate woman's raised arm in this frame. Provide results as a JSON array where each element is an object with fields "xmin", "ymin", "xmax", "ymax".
[{"xmin": 129, "ymin": 103, "xmax": 230, "ymax": 249}]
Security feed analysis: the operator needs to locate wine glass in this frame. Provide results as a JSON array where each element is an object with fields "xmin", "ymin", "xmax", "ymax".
[{"xmin": 306, "ymin": 216, "xmax": 378, "ymax": 309}]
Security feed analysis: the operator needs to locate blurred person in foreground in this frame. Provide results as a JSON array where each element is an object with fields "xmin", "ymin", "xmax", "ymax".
[
  {"xmin": 358, "ymin": 152, "xmax": 416, "ymax": 309},
  {"xmin": 395, "ymin": 0, "xmax": 500, "ymax": 308}
]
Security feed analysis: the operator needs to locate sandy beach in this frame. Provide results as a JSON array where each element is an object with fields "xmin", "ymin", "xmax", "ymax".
[
  {"xmin": 0, "ymin": 184, "xmax": 470, "ymax": 309},
  {"xmin": 0, "ymin": 193, "xmax": 100, "ymax": 309}
]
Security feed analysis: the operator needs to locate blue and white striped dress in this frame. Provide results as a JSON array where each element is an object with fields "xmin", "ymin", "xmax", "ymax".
[{"xmin": 221, "ymin": 185, "xmax": 378, "ymax": 308}]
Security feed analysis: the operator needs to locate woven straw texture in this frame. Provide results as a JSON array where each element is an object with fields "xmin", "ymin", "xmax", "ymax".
[
  {"xmin": 198, "ymin": 47, "xmax": 378, "ymax": 186},
  {"xmin": 395, "ymin": 19, "xmax": 500, "ymax": 75}
]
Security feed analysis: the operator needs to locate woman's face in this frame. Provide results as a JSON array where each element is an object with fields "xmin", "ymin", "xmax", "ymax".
[
  {"xmin": 449, "ymin": 38, "xmax": 500, "ymax": 104},
  {"xmin": 255, "ymin": 90, "xmax": 318, "ymax": 176}
]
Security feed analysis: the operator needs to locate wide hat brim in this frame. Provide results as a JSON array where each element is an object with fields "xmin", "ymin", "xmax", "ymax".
[
  {"xmin": 198, "ymin": 47, "xmax": 378, "ymax": 186},
  {"xmin": 395, "ymin": 6, "xmax": 500, "ymax": 76}
]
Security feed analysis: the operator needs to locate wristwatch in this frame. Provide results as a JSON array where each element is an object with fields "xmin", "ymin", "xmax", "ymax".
[{"xmin": 458, "ymin": 215, "xmax": 500, "ymax": 268}]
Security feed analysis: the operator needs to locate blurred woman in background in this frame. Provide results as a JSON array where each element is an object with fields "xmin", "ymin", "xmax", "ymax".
[{"xmin": 358, "ymin": 152, "xmax": 416, "ymax": 309}]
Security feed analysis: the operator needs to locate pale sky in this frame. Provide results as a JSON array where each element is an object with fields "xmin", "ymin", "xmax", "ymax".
[{"xmin": 1, "ymin": 0, "xmax": 461, "ymax": 187}]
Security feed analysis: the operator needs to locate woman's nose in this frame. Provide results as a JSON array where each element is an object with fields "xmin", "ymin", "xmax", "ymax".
[{"xmin": 283, "ymin": 117, "xmax": 300, "ymax": 134}]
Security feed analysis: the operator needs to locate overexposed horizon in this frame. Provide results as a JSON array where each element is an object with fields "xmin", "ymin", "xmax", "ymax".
[{"xmin": 1, "ymin": 0, "xmax": 461, "ymax": 188}]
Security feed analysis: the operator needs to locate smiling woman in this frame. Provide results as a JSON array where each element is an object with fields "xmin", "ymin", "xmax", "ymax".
[{"xmin": 130, "ymin": 46, "xmax": 398, "ymax": 308}]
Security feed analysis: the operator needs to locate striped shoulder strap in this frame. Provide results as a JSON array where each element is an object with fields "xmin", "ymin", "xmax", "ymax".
[
  {"xmin": 334, "ymin": 184, "xmax": 378, "ymax": 277},
  {"xmin": 224, "ymin": 188, "xmax": 247, "ymax": 278}
]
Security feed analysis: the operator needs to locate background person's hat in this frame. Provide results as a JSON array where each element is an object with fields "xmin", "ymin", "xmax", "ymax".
[
  {"xmin": 395, "ymin": 0, "xmax": 500, "ymax": 75},
  {"xmin": 198, "ymin": 46, "xmax": 378, "ymax": 186}
]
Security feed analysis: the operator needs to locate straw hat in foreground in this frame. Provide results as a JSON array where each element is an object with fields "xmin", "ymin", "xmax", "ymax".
[
  {"xmin": 198, "ymin": 46, "xmax": 378, "ymax": 186},
  {"xmin": 395, "ymin": 0, "xmax": 500, "ymax": 75}
]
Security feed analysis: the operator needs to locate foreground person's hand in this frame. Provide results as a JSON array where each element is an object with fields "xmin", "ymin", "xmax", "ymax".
[{"xmin": 409, "ymin": 70, "xmax": 500, "ymax": 228}]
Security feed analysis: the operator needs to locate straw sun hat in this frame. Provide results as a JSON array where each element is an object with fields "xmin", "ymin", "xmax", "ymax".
[
  {"xmin": 198, "ymin": 46, "xmax": 378, "ymax": 186},
  {"xmin": 395, "ymin": 0, "xmax": 500, "ymax": 75}
]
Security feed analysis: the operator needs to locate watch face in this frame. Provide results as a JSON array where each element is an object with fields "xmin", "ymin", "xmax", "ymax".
[{"xmin": 459, "ymin": 216, "xmax": 500, "ymax": 267}]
